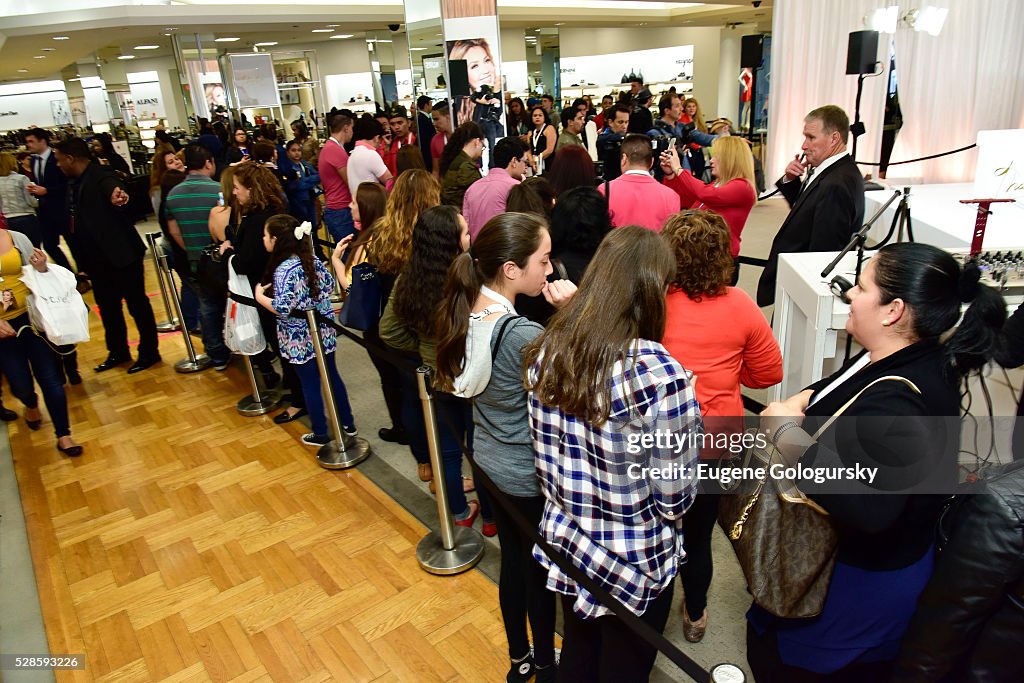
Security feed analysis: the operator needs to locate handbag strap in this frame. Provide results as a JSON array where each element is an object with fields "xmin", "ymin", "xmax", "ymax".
[
  {"xmin": 811, "ymin": 375, "xmax": 921, "ymax": 439},
  {"xmin": 490, "ymin": 315, "xmax": 524, "ymax": 356}
]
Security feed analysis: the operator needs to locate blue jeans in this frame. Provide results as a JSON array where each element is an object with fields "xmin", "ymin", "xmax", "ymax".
[
  {"xmin": 169, "ymin": 250, "xmax": 200, "ymax": 330},
  {"xmin": 185, "ymin": 276, "xmax": 230, "ymax": 363},
  {"xmin": 323, "ymin": 207, "xmax": 355, "ymax": 242},
  {"xmin": 292, "ymin": 351, "xmax": 354, "ymax": 437},
  {"xmin": 0, "ymin": 313, "xmax": 71, "ymax": 438},
  {"xmin": 400, "ymin": 373, "xmax": 492, "ymax": 519}
]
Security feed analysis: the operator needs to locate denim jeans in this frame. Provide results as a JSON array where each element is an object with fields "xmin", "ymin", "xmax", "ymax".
[
  {"xmin": 168, "ymin": 249, "xmax": 199, "ymax": 330},
  {"xmin": 185, "ymin": 275, "xmax": 230, "ymax": 363},
  {"xmin": 322, "ymin": 207, "xmax": 355, "ymax": 242},
  {"xmin": 292, "ymin": 351, "xmax": 355, "ymax": 437},
  {"xmin": 0, "ymin": 313, "xmax": 71, "ymax": 438}
]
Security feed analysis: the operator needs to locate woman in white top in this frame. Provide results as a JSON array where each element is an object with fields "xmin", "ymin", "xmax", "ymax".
[{"xmin": 0, "ymin": 153, "xmax": 41, "ymax": 246}]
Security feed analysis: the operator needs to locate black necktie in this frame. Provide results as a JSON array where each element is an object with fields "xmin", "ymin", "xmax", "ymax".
[{"xmin": 800, "ymin": 166, "xmax": 816, "ymax": 193}]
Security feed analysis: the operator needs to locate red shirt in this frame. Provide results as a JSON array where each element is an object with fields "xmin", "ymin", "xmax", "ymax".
[
  {"xmin": 382, "ymin": 131, "xmax": 417, "ymax": 176},
  {"xmin": 663, "ymin": 174, "xmax": 756, "ymax": 257},
  {"xmin": 662, "ymin": 287, "xmax": 782, "ymax": 455},
  {"xmin": 430, "ymin": 132, "xmax": 448, "ymax": 167},
  {"xmin": 317, "ymin": 137, "xmax": 352, "ymax": 209}
]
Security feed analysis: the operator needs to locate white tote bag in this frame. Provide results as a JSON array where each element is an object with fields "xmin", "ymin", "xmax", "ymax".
[
  {"xmin": 20, "ymin": 263, "xmax": 90, "ymax": 345},
  {"xmin": 223, "ymin": 256, "xmax": 266, "ymax": 355}
]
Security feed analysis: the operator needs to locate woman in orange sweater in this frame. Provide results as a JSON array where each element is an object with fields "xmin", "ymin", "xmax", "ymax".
[
  {"xmin": 661, "ymin": 136, "xmax": 756, "ymax": 285},
  {"xmin": 660, "ymin": 210, "xmax": 783, "ymax": 643}
]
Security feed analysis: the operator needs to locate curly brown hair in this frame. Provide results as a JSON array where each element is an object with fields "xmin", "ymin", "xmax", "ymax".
[
  {"xmin": 232, "ymin": 162, "xmax": 286, "ymax": 214},
  {"xmin": 661, "ymin": 210, "xmax": 734, "ymax": 300},
  {"xmin": 372, "ymin": 169, "xmax": 440, "ymax": 275}
]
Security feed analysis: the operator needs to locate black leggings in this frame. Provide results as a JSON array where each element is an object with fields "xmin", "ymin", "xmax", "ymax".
[
  {"xmin": 680, "ymin": 491, "xmax": 720, "ymax": 621},
  {"xmin": 491, "ymin": 492, "xmax": 556, "ymax": 666},
  {"xmin": 557, "ymin": 582, "xmax": 674, "ymax": 683},
  {"xmin": 362, "ymin": 323, "xmax": 404, "ymax": 431}
]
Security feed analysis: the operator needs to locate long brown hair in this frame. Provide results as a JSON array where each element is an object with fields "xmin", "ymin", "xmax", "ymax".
[
  {"xmin": 434, "ymin": 212, "xmax": 548, "ymax": 391},
  {"xmin": 523, "ymin": 226, "xmax": 676, "ymax": 425},
  {"xmin": 262, "ymin": 214, "xmax": 321, "ymax": 300},
  {"xmin": 233, "ymin": 162, "xmax": 286, "ymax": 214},
  {"xmin": 392, "ymin": 205, "xmax": 464, "ymax": 339},
  {"xmin": 372, "ymin": 169, "xmax": 440, "ymax": 275}
]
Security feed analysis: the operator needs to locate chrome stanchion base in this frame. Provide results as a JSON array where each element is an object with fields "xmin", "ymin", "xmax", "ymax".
[
  {"xmin": 174, "ymin": 355, "xmax": 213, "ymax": 373},
  {"xmin": 156, "ymin": 318, "xmax": 181, "ymax": 332},
  {"xmin": 317, "ymin": 435, "xmax": 372, "ymax": 470},
  {"xmin": 237, "ymin": 389, "xmax": 283, "ymax": 416},
  {"xmin": 416, "ymin": 527, "xmax": 485, "ymax": 575}
]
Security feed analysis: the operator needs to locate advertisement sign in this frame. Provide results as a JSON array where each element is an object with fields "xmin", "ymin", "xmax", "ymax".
[
  {"xmin": 444, "ymin": 16, "xmax": 503, "ymax": 133},
  {"xmin": 559, "ymin": 45, "xmax": 694, "ymax": 88},
  {"xmin": 127, "ymin": 71, "xmax": 166, "ymax": 119},
  {"xmin": 974, "ymin": 129, "xmax": 1024, "ymax": 202},
  {"xmin": 230, "ymin": 53, "xmax": 281, "ymax": 109},
  {"xmin": 0, "ymin": 80, "xmax": 71, "ymax": 130}
]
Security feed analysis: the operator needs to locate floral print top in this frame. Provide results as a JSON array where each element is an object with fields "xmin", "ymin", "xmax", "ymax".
[{"xmin": 271, "ymin": 256, "xmax": 337, "ymax": 364}]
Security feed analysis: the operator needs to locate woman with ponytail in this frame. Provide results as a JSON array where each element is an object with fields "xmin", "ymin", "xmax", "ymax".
[
  {"xmin": 254, "ymin": 215, "xmax": 357, "ymax": 446},
  {"xmin": 434, "ymin": 212, "xmax": 575, "ymax": 683},
  {"xmin": 751, "ymin": 242, "xmax": 1007, "ymax": 681}
]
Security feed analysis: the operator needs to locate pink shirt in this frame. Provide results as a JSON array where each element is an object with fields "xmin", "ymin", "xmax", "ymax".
[
  {"xmin": 462, "ymin": 168, "xmax": 520, "ymax": 239},
  {"xmin": 600, "ymin": 172, "xmax": 681, "ymax": 231},
  {"xmin": 318, "ymin": 137, "xmax": 352, "ymax": 209},
  {"xmin": 431, "ymin": 132, "xmax": 447, "ymax": 164}
]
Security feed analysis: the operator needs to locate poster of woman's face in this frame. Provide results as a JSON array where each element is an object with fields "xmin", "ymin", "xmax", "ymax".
[
  {"xmin": 204, "ymin": 84, "xmax": 227, "ymax": 115},
  {"xmin": 1, "ymin": 289, "xmax": 15, "ymax": 312},
  {"xmin": 447, "ymin": 39, "xmax": 498, "ymax": 94}
]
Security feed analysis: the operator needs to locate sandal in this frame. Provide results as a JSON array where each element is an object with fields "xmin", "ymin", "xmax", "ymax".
[{"xmin": 417, "ymin": 463, "xmax": 433, "ymax": 482}]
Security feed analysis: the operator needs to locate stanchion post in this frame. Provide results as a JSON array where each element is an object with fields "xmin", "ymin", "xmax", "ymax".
[
  {"xmin": 305, "ymin": 310, "xmax": 371, "ymax": 469},
  {"xmin": 415, "ymin": 366, "xmax": 484, "ymax": 575},
  {"xmin": 158, "ymin": 253, "xmax": 212, "ymax": 373},
  {"xmin": 236, "ymin": 355, "xmax": 283, "ymax": 416},
  {"xmin": 146, "ymin": 232, "xmax": 180, "ymax": 332}
]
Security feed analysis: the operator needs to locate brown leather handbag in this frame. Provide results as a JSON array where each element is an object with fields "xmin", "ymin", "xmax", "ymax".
[{"xmin": 718, "ymin": 375, "xmax": 920, "ymax": 619}]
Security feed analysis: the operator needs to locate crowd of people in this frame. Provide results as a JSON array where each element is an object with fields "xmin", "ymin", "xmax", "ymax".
[{"xmin": 1, "ymin": 96, "xmax": 1022, "ymax": 683}]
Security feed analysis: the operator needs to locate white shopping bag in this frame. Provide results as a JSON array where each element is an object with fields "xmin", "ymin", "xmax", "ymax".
[
  {"xmin": 20, "ymin": 263, "xmax": 90, "ymax": 345},
  {"xmin": 223, "ymin": 256, "xmax": 266, "ymax": 355}
]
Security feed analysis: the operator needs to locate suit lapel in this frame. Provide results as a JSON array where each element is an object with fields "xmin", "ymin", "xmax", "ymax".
[{"xmin": 787, "ymin": 155, "xmax": 850, "ymax": 216}]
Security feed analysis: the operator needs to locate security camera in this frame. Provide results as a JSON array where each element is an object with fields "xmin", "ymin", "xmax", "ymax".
[
  {"xmin": 388, "ymin": 23, "xmax": 401, "ymax": 32},
  {"xmin": 752, "ymin": 1, "xmax": 761, "ymax": 6}
]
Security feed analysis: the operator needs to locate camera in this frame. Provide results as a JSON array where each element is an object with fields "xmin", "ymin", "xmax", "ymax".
[
  {"xmin": 388, "ymin": 23, "xmax": 401, "ymax": 31},
  {"xmin": 752, "ymin": 1, "xmax": 762, "ymax": 7},
  {"xmin": 678, "ymin": 120, "xmax": 696, "ymax": 141}
]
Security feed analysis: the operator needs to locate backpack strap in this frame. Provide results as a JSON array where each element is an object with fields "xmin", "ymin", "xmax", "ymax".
[{"xmin": 491, "ymin": 315, "xmax": 525, "ymax": 357}]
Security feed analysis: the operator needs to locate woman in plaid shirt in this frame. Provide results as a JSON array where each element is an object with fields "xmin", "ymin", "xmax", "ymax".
[{"xmin": 524, "ymin": 226, "xmax": 704, "ymax": 682}]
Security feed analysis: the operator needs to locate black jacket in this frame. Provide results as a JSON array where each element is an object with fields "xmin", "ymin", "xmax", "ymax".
[
  {"xmin": 36, "ymin": 150, "xmax": 68, "ymax": 226},
  {"xmin": 67, "ymin": 161, "xmax": 143, "ymax": 271},
  {"xmin": 994, "ymin": 303, "xmax": 1024, "ymax": 459},
  {"xmin": 756, "ymin": 154, "xmax": 864, "ymax": 306},
  {"xmin": 891, "ymin": 461, "xmax": 1024, "ymax": 683},
  {"xmin": 800, "ymin": 339, "xmax": 960, "ymax": 570}
]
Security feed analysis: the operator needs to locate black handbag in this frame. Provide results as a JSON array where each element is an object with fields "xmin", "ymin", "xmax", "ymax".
[
  {"xmin": 339, "ymin": 262, "xmax": 382, "ymax": 330},
  {"xmin": 196, "ymin": 243, "xmax": 229, "ymax": 299}
]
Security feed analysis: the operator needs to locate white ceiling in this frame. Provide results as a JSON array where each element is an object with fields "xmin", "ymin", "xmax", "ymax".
[{"xmin": 0, "ymin": 0, "xmax": 772, "ymax": 83}]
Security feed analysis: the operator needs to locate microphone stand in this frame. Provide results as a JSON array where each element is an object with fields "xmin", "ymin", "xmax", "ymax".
[{"xmin": 821, "ymin": 189, "xmax": 901, "ymax": 361}]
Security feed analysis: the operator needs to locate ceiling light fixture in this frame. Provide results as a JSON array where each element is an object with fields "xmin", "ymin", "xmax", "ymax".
[
  {"xmin": 330, "ymin": 34, "xmax": 354, "ymax": 39},
  {"xmin": 326, "ymin": 24, "xmax": 340, "ymax": 28},
  {"xmin": 41, "ymin": 47, "xmax": 56, "ymax": 52},
  {"xmin": 17, "ymin": 68, "xmax": 29, "ymax": 73},
  {"xmin": 135, "ymin": 45, "xmax": 159, "ymax": 50},
  {"xmin": 312, "ymin": 29, "xmax": 334, "ymax": 33},
  {"xmin": 33, "ymin": 55, "xmax": 47, "ymax": 59},
  {"xmin": 214, "ymin": 37, "xmax": 240, "ymax": 42},
  {"xmin": 255, "ymin": 41, "xmax": 278, "ymax": 47},
  {"xmin": 410, "ymin": 47, "xmax": 427, "ymax": 51},
  {"xmin": 117, "ymin": 55, "xmax": 135, "ymax": 60},
  {"xmin": 53, "ymin": 35, "xmax": 70, "ymax": 40}
]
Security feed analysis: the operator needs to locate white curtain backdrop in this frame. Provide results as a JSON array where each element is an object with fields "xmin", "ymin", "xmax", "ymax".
[{"xmin": 768, "ymin": 0, "xmax": 1024, "ymax": 185}]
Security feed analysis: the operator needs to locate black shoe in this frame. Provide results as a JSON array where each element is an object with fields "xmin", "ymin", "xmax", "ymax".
[
  {"xmin": 0, "ymin": 405, "xmax": 16, "ymax": 422},
  {"xmin": 94, "ymin": 355, "xmax": 129, "ymax": 372},
  {"xmin": 378, "ymin": 427, "xmax": 410, "ymax": 445},
  {"xmin": 273, "ymin": 408, "xmax": 307, "ymax": 424},
  {"xmin": 127, "ymin": 355, "xmax": 161, "ymax": 374},
  {"xmin": 507, "ymin": 656, "xmax": 535, "ymax": 683},
  {"xmin": 66, "ymin": 369, "xmax": 82, "ymax": 385},
  {"xmin": 57, "ymin": 443, "xmax": 84, "ymax": 457}
]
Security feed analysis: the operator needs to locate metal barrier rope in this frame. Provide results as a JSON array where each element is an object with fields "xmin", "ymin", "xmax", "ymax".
[{"xmin": 157, "ymin": 252, "xmax": 212, "ymax": 373}]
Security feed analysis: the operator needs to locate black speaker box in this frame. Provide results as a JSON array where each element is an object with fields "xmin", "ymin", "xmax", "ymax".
[
  {"xmin": 740, "ymin": 35, "xmax": 763, "ymax": 68},
  {"xmin": 448, "ymin": 59, "xmax": 470, "ymax": 98},
  {"xmin": 846, "ymin": 30, "xmax": 879, "ymax": 75}
]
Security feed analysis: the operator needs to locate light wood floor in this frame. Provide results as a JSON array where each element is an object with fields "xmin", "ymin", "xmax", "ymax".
[{"xmin": 8, "ymin": 265, "xmax": 511, "ymax": 682}]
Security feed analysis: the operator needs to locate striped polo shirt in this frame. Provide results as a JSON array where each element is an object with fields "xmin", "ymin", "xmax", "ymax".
[{"xmin": 164, "ymin": 172, "xmax": 220, "ymax": 262}]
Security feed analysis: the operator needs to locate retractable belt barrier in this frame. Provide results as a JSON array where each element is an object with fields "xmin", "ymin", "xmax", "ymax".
[
  {"xmin": 145, "ymin": 232, "xmax": 181, "ymax": 333},
  {"xmin": 156, "ymin": 252, "xmax": 212, "ymax": 373},
  {"xmin": 229, "ymin": 294, "xmax": 732, "ymax": 682}
]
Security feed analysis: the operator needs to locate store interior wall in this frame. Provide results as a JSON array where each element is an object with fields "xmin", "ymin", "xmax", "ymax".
[
  {"xmin": 559, "ymin": 26, "xmax": 722, "ymax": 117},
  {"xmin": 716, "ymin": 26, "xmax": 750, "ymax": 126}
]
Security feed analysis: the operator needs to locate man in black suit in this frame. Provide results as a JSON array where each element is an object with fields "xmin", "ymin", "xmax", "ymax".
[
  {"xmin": 24, "ymin": 128, "xmax": 74, "ymax": 272},
  {"xmin": 416, "ymin": 95, "xmax": 434, "ymax": 169},
  {"xmin": 757, "ymin": 105, "xmax": 865, "ymax": 307},
  {"xmin": 53, "ymin": 138, "xmax": 160, "ymax": 374}
]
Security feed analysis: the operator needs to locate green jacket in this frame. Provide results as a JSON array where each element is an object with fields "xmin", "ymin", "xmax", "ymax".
[
  {"xmin": 378, "ymin": 277, "xmax": 437, "ymax": 370},
  {"xmin": 440, "ymin": 151, "xmax": 481, "ymax": 211}
]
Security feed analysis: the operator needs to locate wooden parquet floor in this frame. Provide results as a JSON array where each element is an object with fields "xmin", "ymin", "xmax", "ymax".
[{"xmin": 7, "ymin": 261, "xmax": 510, "ymax": 682}]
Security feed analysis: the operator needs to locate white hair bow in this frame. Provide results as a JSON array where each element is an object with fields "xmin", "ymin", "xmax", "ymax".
[{"xmin": 293, "ymin": 221, "xmax": 313, "ymax": 240}]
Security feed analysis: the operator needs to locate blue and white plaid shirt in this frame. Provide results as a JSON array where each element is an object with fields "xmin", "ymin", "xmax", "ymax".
[{"xmin": 528, "ymin": 339, "xmax": 703, "ymax": 619}]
